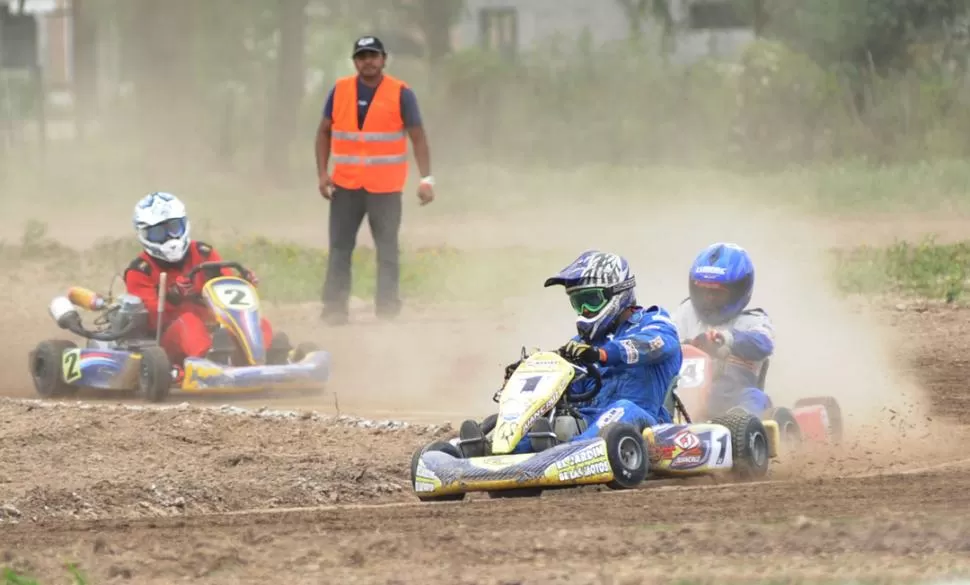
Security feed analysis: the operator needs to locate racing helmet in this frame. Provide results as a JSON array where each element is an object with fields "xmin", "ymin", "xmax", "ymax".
[
  {"xmin": 544, "ymin": 250, "xmax": 637, "ymax": 343},
  {"xmin": 132, "ymin": 191, "xmax": 191, "ymax": 264},
  {"xmin": 688, "ymin": 242, "xmax": 754, "ymax": 325}
]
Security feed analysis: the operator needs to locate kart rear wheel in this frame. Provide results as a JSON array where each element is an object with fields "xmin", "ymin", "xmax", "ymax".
[
  {"xmin": 711, "ymin": 411, "xmax": 770, "ymax": 480},
  {"xmin": 601, "ymin": 423, "xmax": 649, "ymax": 490},
  {"xmin": 410, "ymin": 441, "xmax": 466, "ymax": 502},
  {"xmin": 765, "ymin": 407, "xmax": 802, "ymax": 453},
  {"xmin": 139, "ymin": 347, "xmax": 172, "ymax": 403},
  {"xmin": 794, "ymin": 396, "xmax": 843, "ymax": 444},
  {"xmin": 29, "ymin": 340, "xmax": 79, "ymax": 398}
]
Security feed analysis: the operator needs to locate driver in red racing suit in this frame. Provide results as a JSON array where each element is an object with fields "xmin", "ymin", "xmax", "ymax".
[{"xmin": 124, "ymin": 192, "xmax": 272, "ymax": 382}]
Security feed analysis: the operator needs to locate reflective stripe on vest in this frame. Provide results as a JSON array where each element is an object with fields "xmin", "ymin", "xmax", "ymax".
[{"xmin": 330, "ymin": 74, "xmax": 409, "ymax": 193}]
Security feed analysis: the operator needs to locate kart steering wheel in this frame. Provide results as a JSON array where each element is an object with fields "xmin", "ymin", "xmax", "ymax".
[
  {"xmin": 183, "ymin": 261, "xmax": 252, "ymax": 284},
  {"xmin": 564, "ymin": 358, "xmax": 603, "ymax": 403}
]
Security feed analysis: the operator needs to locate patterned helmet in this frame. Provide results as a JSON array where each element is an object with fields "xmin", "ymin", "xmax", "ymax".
[
  {"xmin": 544, "ymin": 250, "xmax": 637, "ymax": 342},
  {"xmin": 132, "ymin": 192, "xmax": 191, "ymax": 264}
]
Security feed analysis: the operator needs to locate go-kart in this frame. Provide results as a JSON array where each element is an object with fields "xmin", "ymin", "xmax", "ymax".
[
  {"xmin": 28, "ymin": 261, "xmax": 331, "ymax": 403},
  {"xmin": 674, "ymin": 343, "xmax": 843, "ymax": 446},
  {"xmin": 410, "ymin": 347, "xmax": 776, "ymax": 502}
]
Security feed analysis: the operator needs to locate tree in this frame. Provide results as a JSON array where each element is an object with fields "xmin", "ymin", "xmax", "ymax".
[
  {"xmin": 615, "ymin": 0, "xmax": 674, "ymax": 54},
  {"xmin": 264, "ymin": 0, "xmax": 308, "ymax": 181}
]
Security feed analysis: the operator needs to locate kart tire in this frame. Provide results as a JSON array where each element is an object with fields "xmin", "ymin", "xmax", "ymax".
[
  {"xmin": 139, "ymin": 346, "xmax": 172, "ymax": 403},
  {"xmin": 794, "ymin": 396, "xmax": 843, "ymax": 444},
  {"xmin": 410, "ymin": 441, "xmax": 466, "ymax": 502},
  {"xmin": 711, "ymin": 411, "xmax": 770, "ymax": 481},
  {"xmin": 29, "ymin": 340, "xmax": 79, "ymax": 398},
  {"xmin": 266, "ymin": 332, "xmax": 292, "ymax": 365},
  {"xmin": 601, "ymin": 423, "xmax": 649, "ymax": 490},
  {"xmin": 765, "ymin": 406, "xmax": 802, "ymax": 453}
]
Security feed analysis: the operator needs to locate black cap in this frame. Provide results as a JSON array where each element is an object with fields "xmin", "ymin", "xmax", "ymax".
[{"xmin": 353, "ymin": 36, "xmax": 386, "ymax": 57}]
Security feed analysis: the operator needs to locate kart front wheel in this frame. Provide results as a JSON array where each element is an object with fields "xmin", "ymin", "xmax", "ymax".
[
  {"xmin": 712, "ymin": 411, "xmax": 770, "ymax": 480},
  {"xmin": 29, "ymin": 339, "xmax": 79, "ymax": 398},
  {"xmin": 139, "ymin": 347, "xmax": 172, "ymax": 403},
  {"xmin": 410, "ymin": 441, "xmax": 466, "ymax": 503},
  {"xmin": 601, "ymin": 423, "xmax": 649, "ymax": 490}
]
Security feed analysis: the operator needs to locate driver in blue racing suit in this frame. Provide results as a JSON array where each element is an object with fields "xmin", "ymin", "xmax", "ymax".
[
  {"xmin": 458, "ymin": 250, "xmax": 683, "ymax": 456},
  {"xmin": 672, "ymin": 242, "xmax": 775, "ymax": 419}
]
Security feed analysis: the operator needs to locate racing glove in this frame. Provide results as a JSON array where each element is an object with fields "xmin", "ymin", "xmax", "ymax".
[
  {"xmin": 165, "ymin": 275, "xmax": 196, "ymax": 304},
  {"xmin": 559, "ymin": 340, "xmax": 602, "ymax": 365},
  {"xmin": 691, "ymin": 329, "xmax": 733, "ymax": 359},
  {"xmin": 243, "ymin": 269, "xmax": 259, "ymax": 286}
]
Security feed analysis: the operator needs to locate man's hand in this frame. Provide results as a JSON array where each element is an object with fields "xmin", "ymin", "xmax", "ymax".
[
  {"xmin": 319, "ymin": 174, "xmax": 334, "ymax": 200},
  {"xmin": 559, "ymin": 340, "xmax": 601, "ymax": 365},
  {"xmin": 243, "ymin": 269, "xmax": 259, "ymax": 286},
  {"xmin": 690, "ymin": 329, "xmax": 733, "ymax": 358},
  {"xmin": 417, "ymin": 178, "xmax": 435, "ymax": 206}
]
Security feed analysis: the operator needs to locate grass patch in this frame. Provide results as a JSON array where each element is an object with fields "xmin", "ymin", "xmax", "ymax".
[
  {"xmin": 2, "ymin": 565, "xmax": 87, "ymax": 585},
  {"xmin": 833, "ymin": 237, "xmax": 970, "ymax": 302},
  {"xmin": 7, "ymin": 222, "xmax": 970, "ymax": 305},
  {"xmin": 0, "ymin": 221, "xmax": 562, "ymax": 305}
]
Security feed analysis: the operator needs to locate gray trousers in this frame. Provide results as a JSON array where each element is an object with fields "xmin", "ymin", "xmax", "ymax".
[{"xmin": 322, "ymin": 187, "xmax": 402, "ymax": 318}]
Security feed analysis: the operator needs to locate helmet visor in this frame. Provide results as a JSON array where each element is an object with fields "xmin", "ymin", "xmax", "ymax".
[
  {"xmin": 690, "ymin": 281, "xmax": 731, "ymax": 315},
  {"xmin": 142, "ymin": 217, "xmax": 186, "ymax": 244},
  {"xmin": 568, "ymin": 288, "xmax": 610, "ymax": 317}
]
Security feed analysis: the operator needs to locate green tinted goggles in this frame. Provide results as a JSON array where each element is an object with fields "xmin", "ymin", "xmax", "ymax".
[{"xmin": 568, "ymin": 288, "xmax": 610, "ymax": 316}]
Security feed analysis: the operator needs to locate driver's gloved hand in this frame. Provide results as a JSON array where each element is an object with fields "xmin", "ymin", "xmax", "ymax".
[
  {"xmin": 559, "ymin": 340, "xmax": 601, "ymax": 365},
  {"xmin": 166, "ymin": 275, "xmax": 195, "ymax": 304},
  {"xmin": 243, "ymin": 269, "xmax": 259, "ymax": 286}
]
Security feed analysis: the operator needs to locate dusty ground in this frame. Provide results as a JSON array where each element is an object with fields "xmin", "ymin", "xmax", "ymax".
[
  {"xmin": 0, "ymin": 300, "xmax": 969, "ymax": 584},
  {"xmin": 3, "ymin": 195, "xmax": 970, "ymax": 583}
]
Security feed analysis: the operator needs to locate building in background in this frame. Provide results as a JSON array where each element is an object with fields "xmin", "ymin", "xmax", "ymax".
[{"xmin": 456, "ymin": 0, "xmax": 757, "ymax": 63}]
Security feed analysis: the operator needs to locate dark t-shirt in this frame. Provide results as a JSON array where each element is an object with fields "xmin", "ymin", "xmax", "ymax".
[{"xmin": 323, "ymin": 76, "xmax": 422, "ymax": 130}]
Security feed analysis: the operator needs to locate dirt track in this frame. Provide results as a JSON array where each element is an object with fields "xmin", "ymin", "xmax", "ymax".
[{"xmin": 1, "ymin": 299, "xmax": 969, "ymax": 584}]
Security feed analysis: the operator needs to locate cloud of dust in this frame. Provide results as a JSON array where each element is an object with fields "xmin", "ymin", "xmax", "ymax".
[{"xmin": 343, "ymin": 188, "xmax": 933, "ymax": 443}]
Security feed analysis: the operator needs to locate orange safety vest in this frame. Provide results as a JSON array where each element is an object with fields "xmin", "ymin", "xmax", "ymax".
[{"xmin": 330, "ymin": 74, "xmax": 409, "ymax": 194}]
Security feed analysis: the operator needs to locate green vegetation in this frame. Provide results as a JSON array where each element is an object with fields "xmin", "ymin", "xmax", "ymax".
[
  {"xmin": 0, "ymin": 221, "xmax": 561, "ymax": 305},
  {"xmin": 2, "ymin": 565, "xmax": 87, "ymax": 585},
  {"xmin": 6, "ymin": 222, "xmax": 970, "ymax": 305},
  {"xmin": 834, "ymin": 238, "xmax": 970, "ymax": 302}
]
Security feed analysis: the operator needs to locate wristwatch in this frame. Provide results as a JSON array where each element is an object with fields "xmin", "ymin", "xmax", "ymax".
[{"xmin": 420, "ymin": 175, "xmax": 435, "ymax": 186}]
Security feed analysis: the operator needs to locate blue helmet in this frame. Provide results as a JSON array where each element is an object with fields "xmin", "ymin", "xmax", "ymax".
[
  {"xmin": 544, "ymin": 250, "xmax": 637, "ymax": 342},
  {"xmin": 688, "ymin": 242, "xmax": 754, "ymax": 325}
]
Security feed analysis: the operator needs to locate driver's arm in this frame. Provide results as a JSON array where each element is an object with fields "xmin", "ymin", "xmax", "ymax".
[
  {"xmin": 727, "ymin": 310, "xmax": 774, "ymax": 361},
  {"xmin": 123, "ymin": 258, "xmax": 162, "ymax": 329},
  {"xmin": 600, "ymin": 316, "xmax": 680, "ymax": 366}
]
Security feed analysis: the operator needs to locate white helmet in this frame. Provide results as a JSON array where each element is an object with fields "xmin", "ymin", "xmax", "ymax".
[{"xmin": 132, "ymin": 192, "xmax": 191, "ymax": 263}]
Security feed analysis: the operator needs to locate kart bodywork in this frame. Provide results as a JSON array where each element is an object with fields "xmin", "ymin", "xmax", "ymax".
[
  {"xmin": 411, "ymin": 350, "xmax": 774, "ymax": 501},
  {"xmin": 28, "ymin": 261, "xmax": 331, "ymax": 402},
  {"xmin": 674, "ymin": 343, "xmax": 843, "ymax": 445}
]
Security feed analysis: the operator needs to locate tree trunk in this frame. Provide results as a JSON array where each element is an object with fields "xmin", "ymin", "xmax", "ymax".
[
  {"xmin": 264, "ymin": 0, "xmax": 308, "ymax": 183},
  {"xmin": 71, "ymin": 0, "xmax": 98, "ymax": 139}
]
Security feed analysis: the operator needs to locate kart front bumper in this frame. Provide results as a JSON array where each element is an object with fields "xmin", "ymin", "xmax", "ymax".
[
  {"xmin": 414, "ymin": 437, "xmax": 614, "ymax": 497},
  {"xmin": 178, "ymin": 350, "xmax": 331, "ymax": 394}
]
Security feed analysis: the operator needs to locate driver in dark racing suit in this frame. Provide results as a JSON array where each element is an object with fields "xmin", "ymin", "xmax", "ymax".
[
  {"xmin": 461, "ymin": 250, "xmax": 683, "ymax": 455},
  {"xmin": 124, "ymin": 192, "xmax": 271, "ymax": 383}
]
